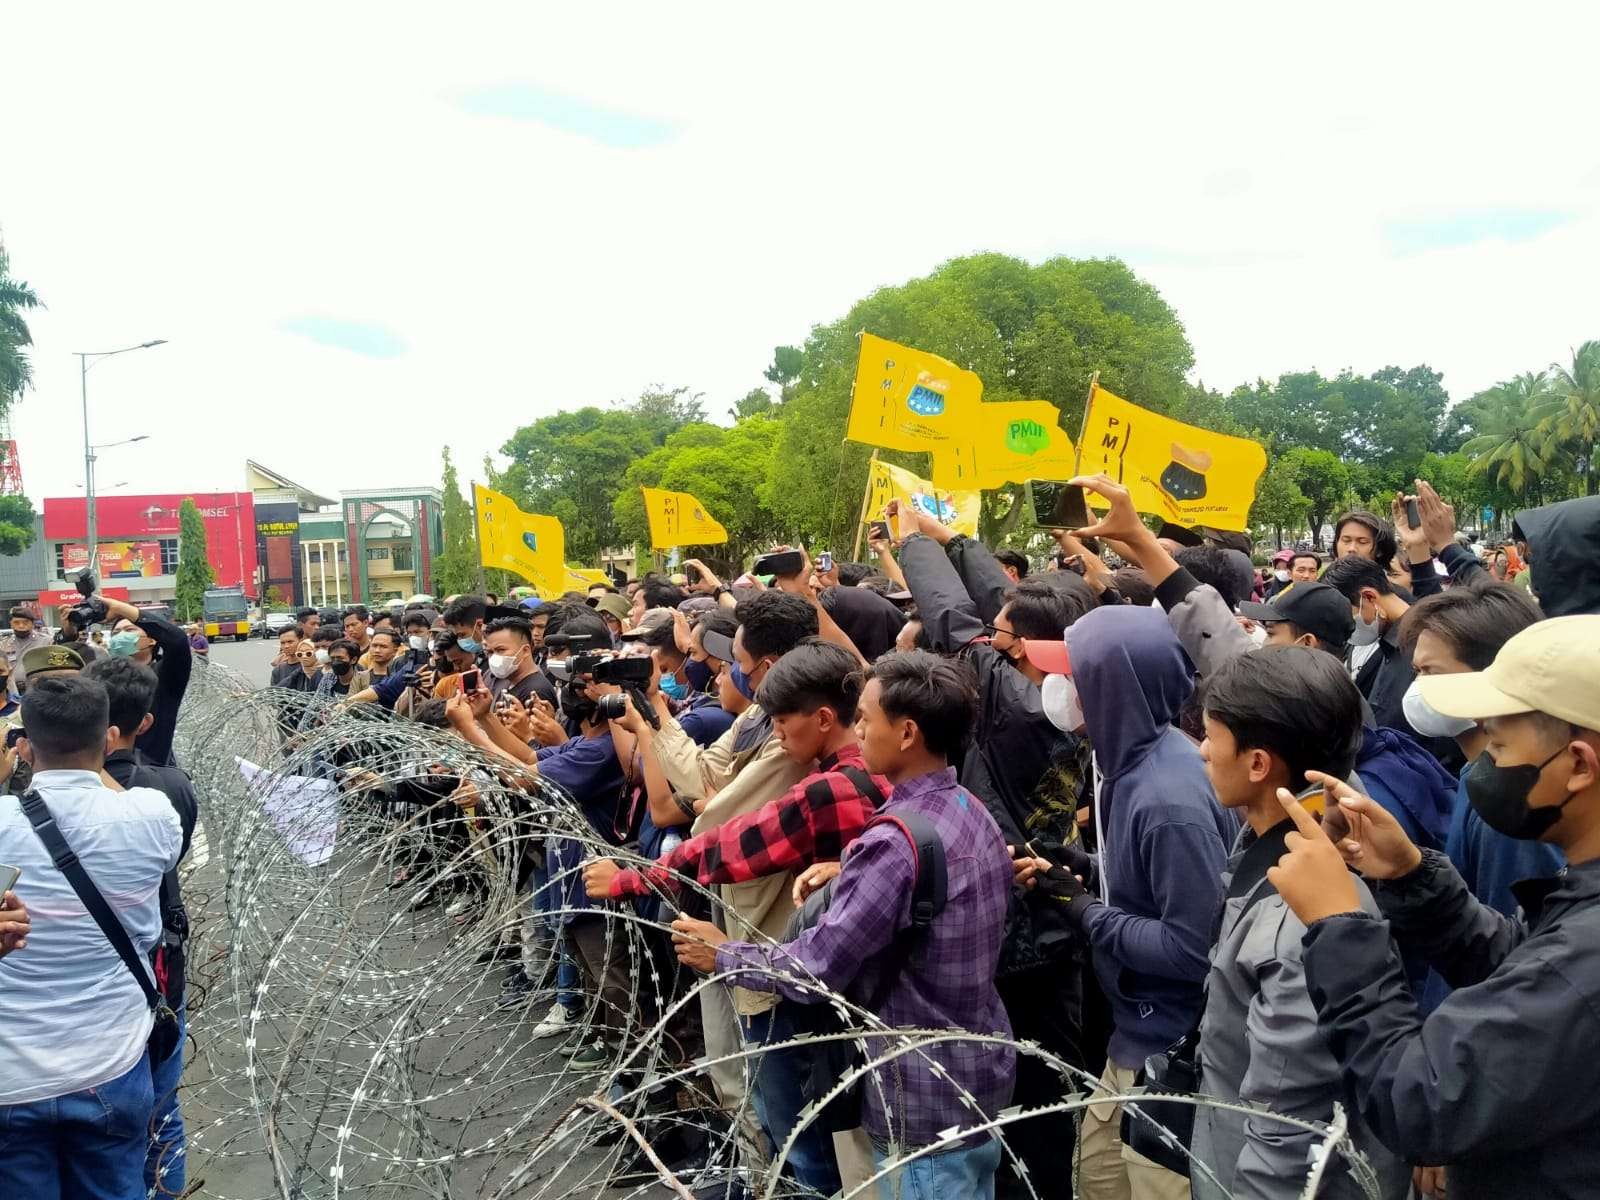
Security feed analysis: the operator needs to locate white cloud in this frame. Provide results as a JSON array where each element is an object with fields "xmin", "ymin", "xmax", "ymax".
[{"xmin": 5, "ymin": 2, "xmax": 1598, "ymax": 505}]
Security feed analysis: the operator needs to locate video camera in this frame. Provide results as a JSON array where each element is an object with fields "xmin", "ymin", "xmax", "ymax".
[
  {"xmin": 65, "ymin": 570, "xmax": 109, "ymax": 632},
  {"xmin": 569, "ymin": 650, "xmax": 654, "ymax": 687}
]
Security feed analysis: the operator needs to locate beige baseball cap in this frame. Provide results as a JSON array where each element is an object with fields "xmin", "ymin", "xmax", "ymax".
[{"xmin": 1417, "ymin": 615, "xmax": 1600, "ymax": 731}]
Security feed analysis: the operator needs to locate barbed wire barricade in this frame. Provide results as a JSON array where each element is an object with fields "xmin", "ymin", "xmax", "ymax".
[{"xmin": 170, "ymin": 661, "xmax": 1387, "ymax": 1200}]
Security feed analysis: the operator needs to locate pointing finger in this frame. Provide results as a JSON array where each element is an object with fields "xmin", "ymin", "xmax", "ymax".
[{"xmin": 1276, "ymin": 787, "xmax": 1324, "ymax": 839}]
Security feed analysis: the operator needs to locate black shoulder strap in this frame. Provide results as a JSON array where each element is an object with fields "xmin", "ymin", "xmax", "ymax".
[
  {"xmin": 862, "ymin": 810, "xmax": 948, "ymax": 1010},
  {"xmin": 833, "ymin": 763, "xmax": 888, "ymax": 812},
  {"xmin": 19, "ymin": 789, "xmax": 160, "ymax": 1011}
]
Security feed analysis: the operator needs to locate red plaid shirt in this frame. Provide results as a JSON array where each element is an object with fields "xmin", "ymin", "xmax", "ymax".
[{"xmin": 607, "ymin": 743, "xmax": 887, "ymax": 899}]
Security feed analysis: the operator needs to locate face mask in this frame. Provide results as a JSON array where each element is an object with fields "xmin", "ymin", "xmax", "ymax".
[
  {"xmin": 487, "ymin": 652, "xmax": 519, "ymax": 679},
  {"xmin": 1349, "ymin": 597, "xmax": 1383, "ymax": 647},
  {"xmin": 331, "ymin": 660, "xmax": 354, "ymax": 676},
  {"xmin": 1401, "ymin": 680, "xmax": 1476, "ymax": 739},
  {"xmin": 365, "ymin": 626, "xmax": 375, "ymax": 638},
  {"xmin": 1274, "ymin": 569, "xmax": 1291, "ymax": 583},
  {"xmin": 409, "ymin": 635, "xmax": 428, "ymax": 652},
  {"xmin": 1245, "ymin": 622, "xmax": 1270, "ymax": 649},
  {"xmin": 1040, "ymin": 673, "xmax": 1086, "ymax": 734},
  {"xmin": 659, "ymin": 671, "xmax": 688, "ymax": 700},
  {"xmin": 457, "ymin": 637, "xmax": 481, "ymax": 655},
  {"xmin": 108, "ymin": 631, "xmax": 143, "ymax": 657},
  {"xmin": 731, "ymin": 663, "xmax": 757, "ymax": 701},
  {"xmin": 1465, "ymin": 746, "xmax": 1571, "ymax": 840},
  {"xmin": 315, "ymin": 649, "xmax": 331, "ymax": 665}
]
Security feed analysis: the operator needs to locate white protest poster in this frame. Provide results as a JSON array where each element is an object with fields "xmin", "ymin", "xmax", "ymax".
[{"xmin": 238, "ymin": 757, "xmax": 340, "ymax": 867}]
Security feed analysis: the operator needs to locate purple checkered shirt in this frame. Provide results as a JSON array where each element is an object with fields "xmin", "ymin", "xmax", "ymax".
[{"xmin": 715, "ymin": 766, "xmax": 1015, "ymax": 1148}]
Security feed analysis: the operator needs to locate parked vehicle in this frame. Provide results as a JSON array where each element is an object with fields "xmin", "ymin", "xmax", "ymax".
[
  {"xmin": 260, "ymin": 611, "xmax": 299, "ymax": 638},
  {"xmin": 202, "ymin": 586, "xmax": 252, "ymax": 642}
]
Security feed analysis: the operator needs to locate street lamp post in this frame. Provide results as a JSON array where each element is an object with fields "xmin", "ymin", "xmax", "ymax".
[{"xmin": 76, "ymin": 340, "xmax": 166, "ymax": 573}]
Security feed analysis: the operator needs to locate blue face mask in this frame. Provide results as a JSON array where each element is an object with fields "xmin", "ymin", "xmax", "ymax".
[
  {"xmin": 659, "ymin": 672, "xmax": 688, "ymax": 701},
  {"xmin": 730, "ymin": 663, "xmax": 757, "ymax": 701},
  {"xmin": 109, "ymin": 631, "xmax": 143, "ymax": 657},
  {"xmin": 457, "ymin": 637, "xmax": 481, "ymax": 655}
]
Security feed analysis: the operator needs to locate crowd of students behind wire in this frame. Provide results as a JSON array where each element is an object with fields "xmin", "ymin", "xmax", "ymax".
[
  {"xmin": 7, "ymin": 463, "xmax": 1599, "ymax": 1200},
  {"xmin": 239, "ymin": 470, "xmax": 1600, "ymax": 1200}
]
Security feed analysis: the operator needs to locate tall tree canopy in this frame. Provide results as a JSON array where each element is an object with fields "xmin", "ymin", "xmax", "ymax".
[
  {"xmin": 174, "ymin": 498, "xmax": 215, "ymax": 620},
  {"xmin": 0, "ymin": 243, "xmax": 42, "ymax": 416},
  {"xmin": 764, "ymin": 253, "xmax": 1196, "ymax": 544},
  {"xmin": 433, "ymin": 446, "xmax": 479, "ymax": 597}
]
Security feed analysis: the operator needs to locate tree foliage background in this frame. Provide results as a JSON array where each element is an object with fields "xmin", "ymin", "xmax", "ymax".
[
  {"xmin": 174, "ymin": 498, "xmax": 215, "ymax": 620},
  {"xmin": 477, "ymin": 251, "xmax": 1600, "ymax": 569},
  {"xmin": 433, "ymin": 447, "xmax": 479, "ymax": 598}
]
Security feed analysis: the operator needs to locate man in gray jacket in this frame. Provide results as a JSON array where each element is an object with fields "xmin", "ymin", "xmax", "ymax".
[
  {"xmin": 1192, "ymin": 648, "xmax": 1408, "ymax": 1199},
  {"xmin": 1269, "ymin": 614, "xmax": 1600, "ymax": 1199}
]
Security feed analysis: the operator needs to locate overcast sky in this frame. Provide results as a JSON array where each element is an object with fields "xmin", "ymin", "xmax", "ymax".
[{"xmin": 6, "ymin": 3, "xmax": 1598, "ymax": 506}]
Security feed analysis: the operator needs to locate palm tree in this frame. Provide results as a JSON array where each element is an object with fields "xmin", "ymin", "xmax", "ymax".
[
  {"xmin": 0, "ymin": 244, "xmax": 43, "ymax": 415},
  {"xmin": 1463, "ymin": 373, "xmax": 1559, "ymax": 497},
  {"xmin": 1534, "ymin": 340, "xmax": 1600, "ymax": 495}
]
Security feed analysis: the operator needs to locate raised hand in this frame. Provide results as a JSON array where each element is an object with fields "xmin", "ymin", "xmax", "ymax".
[
  {"xmin": 1305, "ymin": 770, "xmax": 1424, "ymax": 881},
  {"xmin": 1267, "ymin": 786, "xmax": 1364, "ymax": 925}
]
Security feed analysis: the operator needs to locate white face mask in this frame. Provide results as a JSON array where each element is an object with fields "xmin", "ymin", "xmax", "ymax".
[
  {"xmin": 1401, "ymin": 679, "xmax": 1476, "ymax": 739},
  {"xmin": 1040, "ymin": 672, "xmax": 1087, "ymax": 734},
  {"xmin": 1350, "ymin": 597, "xmax": 1383, "ymax": 647},
  {"xmin": 1245, "ymin": 622, "xmax": 1270, "ymax": 649},
  {"xmin": 1274, "ymin": 569, "xmax": 1291, "ymax": 583},
  {"xmin": 487, "ymin": 652, "xmax": 519, "ymax": 680},
  {"xmin": 408, "ymin": 634, "xmax": 428, "ymax": 651},
  {"xmin": 315, "ymin": 649, "xmax": 331, "ymax": 664},
  {"xmin": 365, "ymin": 625, "xmax": 375, "ymax": 639}
]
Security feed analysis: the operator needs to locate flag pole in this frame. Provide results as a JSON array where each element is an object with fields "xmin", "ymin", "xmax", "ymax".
[
  {"xmin": 851, "ymin": 450, "xmax": 879, "ymax": 561},
  {"xmin": 470, "ymin": 483, "xmax": 487, "ymax": 592},
  {"xmin": 1075, "ymin": 372, "xmax": 1098, "ymax": 477}
]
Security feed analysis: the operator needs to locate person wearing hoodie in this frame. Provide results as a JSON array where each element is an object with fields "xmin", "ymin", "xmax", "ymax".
[
  {"xmin": 1039, "ymin": 603, "xmax": 1232, "ymax": 1200},
  {"xmin": 1189, "ymin": 647, "xmax": 1410, "ymax": 1200}
]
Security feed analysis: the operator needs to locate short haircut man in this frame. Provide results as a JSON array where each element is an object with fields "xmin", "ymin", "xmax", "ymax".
[
  {"xmin": 756, "ymin": 639, "xmax": 864, "ymax": 722},
  {"xmin": 1111, "ymin": 566, "xmax": 1156, "ymax": 606},
  {"xmin": 83, "ymin": 657, "xmax": 160, "ymax": 742},
  {"xmin": 863, "ymin": 649, "xmax": 979, "ymax": 759},
  {"xmin": 1333, "ymin": 510, "xmax": 1397, "ymax": 565},
  {"xmin": 20, "ymin": 675, "xmax": 111, "ymax": 763},
  {"xmin": 483, "ymin": 615, "xmax": 533, "ymax": 645},
  {"xmin": 1003, "ymin": 575, "xmax": 1093, "ymax": 639},
  {"xmin": 639, "ymin": 578, "xmax": 688, "ymax": 612},
  {"xmin": 1290, "ymin": 551, "xmax": 1321, "ymax": 581},
  {"xmin": 1175, "ymin": 546, "xmax": 1256, "ymax": 612},
  {"xmin": 1321, "ymin": 553, "xmax": 1396, "ymax": 604},
  {"xmin": 1203, "ymin": 646, "xmax": 1364, "ymax": 790},
  {"xmin": 441, "ymin": 595, "xmax": 487, "ymax": 630},
  {"xmin": 733, "ymin": 591, "xmax": 819, "ymax": 661},
  {"xmin": 993, "ymin": 549, "xmax": 1030, "ymax": 583},
  {"xmin": 1399, "ymin": 583, "xmax": 1542, "ymax": 672}
]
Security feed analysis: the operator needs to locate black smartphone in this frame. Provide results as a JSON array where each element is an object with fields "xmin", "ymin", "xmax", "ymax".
[
  {"xmin": 1029, "ymin": 480, "xmax": 1091, "ymax": 531},
  {"xmin": 460, "ymin": 668, "xmax": 481, "ymax": 694},
  {"xmin": 752, "ymin": 550, "xmax": 806, "ymax": 577},
  {"xmin": 685, "ymin": 563, "xmax": 703, "ymax": 585},
  {"xmin": 4, "ymin": 726, "xmax": 22, "ymax": 750},
  {"xmin": 1405, "ymin": 497, "xmax": 1421, "ymax": 529},
  {"xmin": 868, "ymin": 520, "xmax": 890, "ymax": 541}
]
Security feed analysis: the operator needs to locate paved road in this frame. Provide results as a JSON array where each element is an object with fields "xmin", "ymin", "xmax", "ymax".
[{"xmin": 202, "ymin": 633, "xmax": 279, "ymax": 685}]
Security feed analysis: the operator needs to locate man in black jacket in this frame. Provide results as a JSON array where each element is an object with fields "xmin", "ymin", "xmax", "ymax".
[
  {"xmin": 103, "ymin": 596, "xmax": 192, "ymax": 766},
  {"xmin": 1268, "ymin": 614, "xmax": 1600, "ymax": 1200},
  {"xmin": 891, "ymin": 500, "xmax": 1093, "ymax": 1200},
  {"xmin": 85, "ymin": 656, "xmax": 198, "ymax": 1198}
]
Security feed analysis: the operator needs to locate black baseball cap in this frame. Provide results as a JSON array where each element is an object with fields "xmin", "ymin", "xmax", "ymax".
[{"xmin": 1237, "ymin": 580, "xmax": 1354, "ymax": 650}]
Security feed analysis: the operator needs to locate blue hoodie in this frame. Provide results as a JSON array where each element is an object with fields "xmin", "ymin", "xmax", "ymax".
[{"xmin": 1067, "ymin": 605, "xmax": 1233, "ymax": 1068}]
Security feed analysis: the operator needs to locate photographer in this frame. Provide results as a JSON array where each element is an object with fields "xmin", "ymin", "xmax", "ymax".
[{"xmin": 94, "ymin": 593, "xmax": 193, "ymax": 768}]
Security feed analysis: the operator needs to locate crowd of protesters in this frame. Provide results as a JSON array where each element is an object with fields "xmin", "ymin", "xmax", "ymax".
[{"xmin": 4, "ymin": 475, "xmax": 1599, "ymax": 1200}]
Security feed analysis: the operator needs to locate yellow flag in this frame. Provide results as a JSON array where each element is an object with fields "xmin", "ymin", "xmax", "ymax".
[
  {"xmin": 1078, "ymin": 384, "xmax": 1267, "ymax": 531},
  {"xmin": 847, "ymin": 333, "xmax": 983, "ymax": 457},
  {"xmin": 564, "ymin": 566, "xmax": 611, "ymax": 591},
  {"xmin": 474, "ymin": 484, "xmax": 565, "ymax": 594},
  {"xmin": 641, "ymin": 487, "xmax": 727, "ymax": 549},
  {"xmin": 940, "ymin": 399, "xmax": 1079, "ymax": 491},
  {"xmin": 865, "ymin": 459, "xmax": 981, "ymax": 539},
  {"xmin": 849, "ymin": 334, "xmax": 1077, "ymax": 490}
]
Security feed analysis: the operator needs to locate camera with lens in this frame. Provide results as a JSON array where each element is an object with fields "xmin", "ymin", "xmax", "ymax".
[
  {"xmin": 569, "ymin": 651, "xmax": 654, "ymax": 687},
  {"xmin": 65, "ymin": 570, "xmax": 109, "ymax": 631}
]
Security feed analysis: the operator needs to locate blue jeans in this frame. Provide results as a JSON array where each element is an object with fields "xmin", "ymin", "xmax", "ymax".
[
  {"xmin": 741, "ymin": 1002, "xmax": 842, "ymax": 1196},
  {"xmin": 0, "ymin": 1050, "xmax": 156, "ymax": 1200},
  {"xmin": 870, "ymin": 1134, "xmax": 1001, "ymax": 1199},
  {"xmin": 146, "ymin": 999, "xmax": 187, "ymax": 1196}
]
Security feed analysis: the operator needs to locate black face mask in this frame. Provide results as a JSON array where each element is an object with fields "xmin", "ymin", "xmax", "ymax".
[
  {"xmin": 331, "ymin": 660, "xmax": 354, "ymax": 677},
  {"xmin": 1465, "ymin": 746, "xmax": 1570, "ymax": 840}
]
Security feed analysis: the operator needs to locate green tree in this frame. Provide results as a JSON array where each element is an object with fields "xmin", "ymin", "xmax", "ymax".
[
  {"xmin": 613, "ymin": 416, "xmax": 784, "ymax": 569},
  {"xmin": 499, "ymin": 386, "xmax": 705, "ymax": 563},
  {"xmin": 0, "ymin": 493, "xmax": 36, "ymax": 557},
  {"xmin": 433, "ymin": 446, "xmax": 479, "ymax": 597},
  {"xmin": 1250, "ymin": 455, "xmax": 1309, "ymax": 548},
  {"xmin": 1462, "ymin": 376, "xmax": 1562, "ymax": 498},
  {"xmin": 1279, "ymin": 447, "xmax": 1350, "ymax": 548},
  {"xmin": 766, "ymin": 253, "xmax": 1195, "ymax": 543},
  {"xmin": 0, "ymin": 244, "xmax": 42, "ymax": 415},
  {"xmin": 764, "ymin": 346, "xmax": 805, "ymax": 401},
  {"xmin": 174, "ymin": 498, "xmax": 215, "ymax": 621},
  {"xmin": 730, "ymin": 387, "xmax": 774, "ymax": 420},
  {"xmin": 1534, "ymin": 340, "xmax": 1600, "ymax": 495}
]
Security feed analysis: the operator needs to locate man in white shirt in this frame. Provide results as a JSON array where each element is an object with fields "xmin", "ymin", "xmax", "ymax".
[{"xmin": 0, "ymin": 673, "xmax": 181, "ymax": 1199}]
